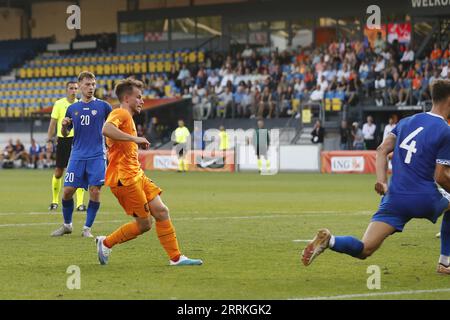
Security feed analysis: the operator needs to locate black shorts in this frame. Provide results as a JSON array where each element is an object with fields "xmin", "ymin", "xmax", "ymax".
[
  {"xmin": 176, "ymin": 143, "xmax": 187, "ymax": 158},
  {"xmin": 56, "ymin": 137, "xmax": 73, "ymax": 169},
  {"xmin": 256, "ymin": 145, "xmax": 268, "ymax": 158}
]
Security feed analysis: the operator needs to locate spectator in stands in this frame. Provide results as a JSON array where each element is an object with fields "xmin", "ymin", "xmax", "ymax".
[
  {"xmin": 217, "ymin": 86, "xmax": 234, "ymax": 118},
  {"xmin": 352, "ymin": 122, "xmax": 365, "ymax": 150},
  {"xmin": 147, "ymin": 117, "xmax": 161, "ymax": 148},
  {"xmin": 207, "ymin": 70, "xmax": 220, "ymax": 87},
  {"xmin": 374, "ymin": 32, "xmax": 385, "ymax": 55},
  {"xmin": 383, "ymin": 116, "xmax": 396, "ymax": 141},
  {"xmin": 443, "ymin": 43, "xmax": 450, "ymax": 60},
  {"xmin": 430, "ymin": 43, "xmax": 442, "ymax": 62},
  {"xmin": 1, "ymin": 139, "xmax": 14, "ymax": 168},
  {"xmin": 177, "ymin": 63, "xmax": 192, "ymax": 89},
  {"xmin": 374, "ymin": 73, "xmax": 386, "ymax": 106},
  {"xmin": 28, "ymin": 138, "xmax": 43, "ymax": 169},
  {"xmin": 362, "ymin": 115, "xmax": 377, "ymax": 150},
  {"xmin": 400, "ymin": 45, "xmax": 415, "ymax": 68},
  {"xmin": 258, "ymin": 86, "xmax": 274, "ymax": 119},
  {"xmin": 13, "ymin": 139, "xmax": 29, "ymax": 166},
  {"xmin": 395, "ymin": 77, "xmax": 411, "ymax": 106},
  {"xmin": 242, "ymin": 45, "xmax": 254, "ymax": 59},
  {"xmin": 311, "ymin": 120, "xmax": 325, "ymax": 144},
  {"xmin": 340, "ymin": 120, "xmax": 351, "ymax": 150}
]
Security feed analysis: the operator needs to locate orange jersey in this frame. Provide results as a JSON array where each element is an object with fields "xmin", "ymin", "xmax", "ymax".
[{"xmin": 105, "ymin": 108, "xmax": 144, "ymax": 187}]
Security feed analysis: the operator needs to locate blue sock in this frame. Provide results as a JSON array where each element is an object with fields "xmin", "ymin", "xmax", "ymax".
[
  {"xmin": 84, "ymin": 200, "xmax": 100, "ymax": 228},
  {"xmin": 441, "ymin": 211, "xmax": 450, "ymax": 256},
  {"xmin": 62, "ymin": 198, "xmax": 74, "ymax": 224},
  {"xmin": 330, "ymin": 236, "xmax": 364, "ymax": 257}
]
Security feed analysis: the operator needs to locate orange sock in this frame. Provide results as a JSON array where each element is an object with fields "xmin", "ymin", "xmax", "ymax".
[
  {"xmin": 104, "ymin": 221, "xmax": 141, "ymax": 248},
  {"xmin": 156, "ymin": 219, "xmax": 181, "ymax": 261}
]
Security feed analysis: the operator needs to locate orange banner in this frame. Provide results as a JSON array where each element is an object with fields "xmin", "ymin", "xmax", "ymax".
[
  {"xmin": 321, "ymin": 151, "xmax": 376, "ymax": 174},
  {"xmin": 138, "ymin": 149, "xmax": 235, "ymax": 172}
]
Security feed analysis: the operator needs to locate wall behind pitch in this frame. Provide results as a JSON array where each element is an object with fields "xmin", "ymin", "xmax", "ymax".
[
  {"xmin": 31, "ymin": 1, "xmax": 75, "ymax": 42},
  {"xmin": 79, "ymin": 0, "xmax": 127, "ymax": 35},
  {"xmin": 0, "ymin": 8, "xmax": 23, "ymax": 40}
]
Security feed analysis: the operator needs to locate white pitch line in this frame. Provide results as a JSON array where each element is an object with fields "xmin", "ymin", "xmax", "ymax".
[
  {"xmin": 291, "ymin": 288, "xmax": 450, "ymax": 300},
  {"xmin": 0, "ymin": 211, "xmax": 373, "ymax": 228}
]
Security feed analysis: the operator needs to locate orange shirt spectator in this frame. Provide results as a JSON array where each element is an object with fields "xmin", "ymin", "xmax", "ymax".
[
  {"xmin": 430, "ymin": 43, "xmax": 442, "ymax": 60},
  {"xmin": 443, "ymin": 44, "xmax": 450, "ymax": 59},
  {"xmin": 412, "ymin": 75, "xmax": 422, "ymax": 90}
]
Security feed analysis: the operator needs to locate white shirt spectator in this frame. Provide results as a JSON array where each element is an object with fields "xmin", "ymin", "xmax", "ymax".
[
  {"xmin": 220, "ymin": 72, "xmax": 234, "ymax": 88},
  {"xmin": 310, "ymin": 88, "xmax": 324, "ymax": 101},
  {"xmin": 441, "ymin": 65, "xmax": 448, "ymax": 78},
  {"xmin": 207, "ymin": 74, "xmax": 220, "ymax": 87},
  {"xmin": 375, "ymin": 78, "xmax": 386, "ymax": 89},
  {"xmin": 177, "ymin": 68, "xmax": 191, "ymax": 81},
  {"xmin": 294, "ymin": 81, "xmax": 305, "ymax": 93},
  {"xmin": 400, "ymin": 49, "xmax": 415, "ymax": 63},
  {"xmin": 375, "ymin": 59, "xmax": 385, "ymax": 73},
  {"xmin": 383, "ymin": 123, "xmax": 396, "ymax": 140},
  {"xmin": 362, "ymin": 123, "xmax": 376, "ymax": 140},
  {"xmin": 359, "ymin": 63, "xmax": 369, "ymax": 74},
  {"xmin": 319, "ymin": 79, "xmax": 329, "ymax": 92},
  {"xmin": 242, "ymin": 47, "xmax": 254, "ymax": 58}
]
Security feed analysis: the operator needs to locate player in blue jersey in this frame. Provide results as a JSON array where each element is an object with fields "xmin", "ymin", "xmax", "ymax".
[
  {"xmin": 51, "ymin": 71, "xmax": 112, "ymax": 238},
  {"xmin": 301, "ymin": 79, "xmax": 450, "ymax": 274}
]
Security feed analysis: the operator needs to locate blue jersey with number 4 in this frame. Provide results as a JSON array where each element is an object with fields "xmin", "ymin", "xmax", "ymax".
[
  {"xmin": 65, "ymin": 98, "xmax": 112, "ymax": 160},
  {"xmin": 389, "ymin": 112, "xmax": 450, "ymax": 195}
]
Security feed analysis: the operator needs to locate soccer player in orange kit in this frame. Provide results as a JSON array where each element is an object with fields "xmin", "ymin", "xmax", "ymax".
[{"xmin": 96, "ymin": 78, "xmax": 203, "ymax": 266}]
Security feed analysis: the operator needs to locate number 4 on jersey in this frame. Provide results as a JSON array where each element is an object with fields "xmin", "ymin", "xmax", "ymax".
[{"xmin": 399, "ymin": 127, "xmax": 424, "ymax": 164}]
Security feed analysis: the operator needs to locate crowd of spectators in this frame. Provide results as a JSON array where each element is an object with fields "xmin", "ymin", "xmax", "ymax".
[
  {"xmin": 0, "ymin": 138, "xmax": 55, "ymax": 169},
  {"xmin": 97, "ymin": 37, "xmax": 449, "ymax": 120}
]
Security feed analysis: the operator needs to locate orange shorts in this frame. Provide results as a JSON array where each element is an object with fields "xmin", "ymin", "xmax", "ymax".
[{"xmin": 110, "ymin": 176, "xmax": 162, "ymax": 218}]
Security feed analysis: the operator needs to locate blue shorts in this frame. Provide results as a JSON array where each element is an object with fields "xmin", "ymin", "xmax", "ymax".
[
  {"xmin": 371, "ymin": 192, "xmax": 450, "ymax": 232},
  {"xmin": 64, "ymin": 158, "xmax": 106, "ymax": 190}
]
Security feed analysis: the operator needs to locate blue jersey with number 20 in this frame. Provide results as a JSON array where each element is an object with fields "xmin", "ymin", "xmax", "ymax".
[
  {"xmin": 389, "ymin": 112, "xmax": 450, "ymax": 195},
  {"xmin": 65, "ymin": 98, "xmax": 112, "ymax": 160}
]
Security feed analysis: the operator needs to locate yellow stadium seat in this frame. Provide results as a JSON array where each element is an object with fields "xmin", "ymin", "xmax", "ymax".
[
  {"xmin": 39, "ymin": 67, "xmax": 46, "ymax": 78},
  {"xmin": 324, "ymin": 98, "xmax": 331, "ymax": 111},
  {"xmin": 149, "ymin": 61, "xmax": 156, "ymax": 73},
  {"xmin": 141, "ymin": 62, "xmax": 147, "ymax": 73},
  {"xmin": 164, "ymin": 85, "xmax": 172, "ymax": 97},
  {"xmin": 74, "ymin": 65, "xmax": 82, "ymax": 76},
  {"xmin": 198, "ymin": 51, "xmax": 204, "ymax": 63},
  {"xmin": 331, "ymin": 98, "xmax": 342, "ymax": 111},
  {"xmin": 47, "ymin": 67, "xmax": 54, "ymax": 78},
  {"xmin": 19, "ymin": 69, "xmax": 26, "ymax": 78},
  {"xmin": 156, "ymin": 62, "xmax": 164, "ymax": 72},
  {"xmin": 61, "ymin": 66, "xmax": 68, "ymax": 77},
  {"xmin": 54, "ymin": 66, "xmax": 61, "ymax": 77},
  {"xmin": 104, "ymin": 64, "xmax": 111, "ymax": 75},
  {"xmin": 133, "ymin": 62, "xmax": 141, "ymax": 74},
  {"xmin": 67, "ymin": 66, "xmax": 75, "ymax": 76},
  {"xmin": 149, "ymin": 53, "xmax": 156, "ymax": 61},
  {"xmin": 292, "ymin": 99, "xmax": 300, "ymax": 113},
  {"xmin": 96, "ymin": 64, "xmax": 104, "ymax": 75},
  {"xmin": 188, "ymin": 51, "xmax": 196, "ymax": 63},
  {"xmin": 111, "ymin": 64, "xmax": 118, "ymax": 75},
  {"xmin": 164, "ymin": 61, "xmax": 171, "ymax": 72},
  {"xmin": 118, "ymin": 63, "xmax": 126, "ymax": 74},
  {"xmin": 0, "ymin": 108, "xmax": 6, "ymax": 118}
]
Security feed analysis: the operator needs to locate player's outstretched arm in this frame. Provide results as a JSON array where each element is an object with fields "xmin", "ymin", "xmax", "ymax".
[
  {"xmin": 435, "ymin": 164, "xmax": 450, "ymax": 193},
  {"xmin": 102, "ymin": 122, "xmax": 150, "ymax": 149},
  {"xmin": 375, "ymin": 133, "xmax": 396, "ymax": 195}
]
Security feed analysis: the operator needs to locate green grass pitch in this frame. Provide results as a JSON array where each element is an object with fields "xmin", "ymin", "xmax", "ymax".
[{"xmin": 0, "ymin": 169, "xmax": 448, "ymax": 300}]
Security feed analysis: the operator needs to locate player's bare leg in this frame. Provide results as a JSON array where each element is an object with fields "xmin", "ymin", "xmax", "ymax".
[
  {"xmin": 149, "ymin": 195, "xmax": 202, "ymax": 266},
  {"xmin": 359, "ymin": 222, "xmax": 396, "ymax": 259},
  {"xmin": 51, "ymin": 186, "xmax": 76, "ymax": 236},
  {"xmin": 301, "ymin": 221, "xmax": 395, "ymax": 266}
]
